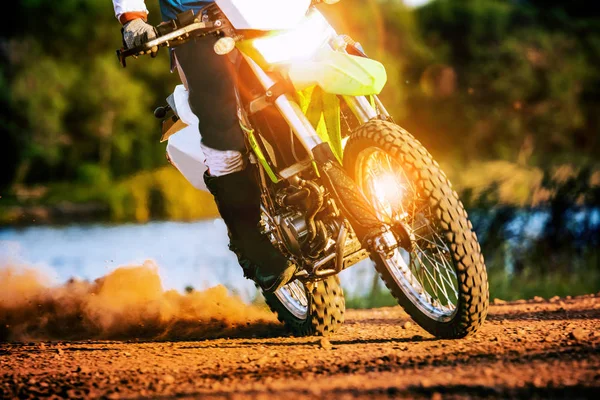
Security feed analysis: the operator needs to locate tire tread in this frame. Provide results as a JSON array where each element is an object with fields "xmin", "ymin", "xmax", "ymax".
[
  {"xmin": 344, "ymin": 120, "xmax": 489, "ymax": 338},
  {"xmin": 263, "ymin": 276, "xmax": 345, "ymax": 336}
]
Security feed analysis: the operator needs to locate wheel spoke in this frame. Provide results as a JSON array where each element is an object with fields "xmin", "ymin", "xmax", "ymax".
[
  {"xmin": 412, "ymin": 231, "xmax": 447, "ymax": 251},
  {"xmin": 415, "ymin": 249, "xmax": 451, "ymax": 304},
  {"xmin": 410, "ymin": 255, "xmax": 428, "ymax": 294},
  {"xmin": 436, "ymin": 248, "xmax": 459, "ymax": 299},
  {"xmin": 417, "ymin": 223, "xmax": 459, "ymax": 285},
  {"xmin": 355, "ymin": 146, "xmax": 461, "ymax": 320},
  {"xmin": 429, "ymin": 229, "xmax": 459, "ymax": 281},
  {"xmin": 408, "ymin": 207, "xmax": 458, "ymax": 305},
  {"xmin": 415, "ymin": 245, "xmax": 456, "ymax": 301},
  {"xmin": 412, "ymin": 231, "xmax": 458, "ymax": 297},
  {"xmin": 408, "ymin": 211, "xmax": 458, "ymax": 305}
]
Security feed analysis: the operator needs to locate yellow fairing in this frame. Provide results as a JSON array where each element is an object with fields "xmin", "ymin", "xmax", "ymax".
[
  {"xmin": 287, "ymin": 48, "xmax": 387, "ymax": 96},
  {"xmin": 297, "ymin": 86, "xmax": 343, "ymax": 162}
]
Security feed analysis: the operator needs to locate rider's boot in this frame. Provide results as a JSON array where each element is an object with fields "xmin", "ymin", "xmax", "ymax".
[{"xmin": 204, "ymin": 166, "xmax": 297, "ymax": 293}]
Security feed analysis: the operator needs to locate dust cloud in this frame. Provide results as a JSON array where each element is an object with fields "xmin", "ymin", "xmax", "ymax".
[{"xmin": 0, "ymin": 261, "xmax": 281, "ymax": 342}]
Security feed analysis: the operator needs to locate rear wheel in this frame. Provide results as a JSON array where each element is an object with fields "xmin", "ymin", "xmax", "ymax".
[
  {"xmin": 344, "ymin": 120, "xmax": 488, "ymax": 338},
  {"xmin": 263, "ymin": 276, "xmax": 345, "ymax": 336}
]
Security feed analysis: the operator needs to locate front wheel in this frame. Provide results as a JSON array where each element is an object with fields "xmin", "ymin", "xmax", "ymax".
[
  {"xmin": 263, "ymin": 276, "xmax": 345, "ymax": 336},
  {"xmin": 344, "ymin": 120, "xmax": 489, "ymax": 338}
]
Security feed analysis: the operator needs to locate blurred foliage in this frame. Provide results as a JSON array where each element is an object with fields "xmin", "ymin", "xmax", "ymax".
[
  {"xmin": 1, "ymin": 0, "xmax": 177, "ymax": 187},
  {"xmin": 109, "ymin": 167, "xmax": 218, "ymax": 222},
  {"xmin": 0, "ymin": 0, "xmax": 599, "ymax": 299},
  {"xmin": 0, "ymin": 167, "xmax": 218, "ymax": 225},
  {"xmin": 330, "ymin": 0, "xmax": 600, "ymax": 301},
  {"xmin": 2, "ymin": 0, "xmax": 598, "ymax": 194}
]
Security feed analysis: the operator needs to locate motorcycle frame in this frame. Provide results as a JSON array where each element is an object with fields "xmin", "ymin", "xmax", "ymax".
[
  {"xmin": 240, "ymin": 53, "xmax": 383, "ymax": 164},
  {"xmin": 238, "ymin": 53, "xmax": 385, "ymax": 280}
]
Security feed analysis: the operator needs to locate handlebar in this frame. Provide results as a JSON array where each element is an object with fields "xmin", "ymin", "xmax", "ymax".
[
  {"xmin": 116, "ymin": 0, "xmax": 339, "ymax": 67},
  {"xmin": 117, "ymin": 20, "xmax": 216, "ymax": 67}
]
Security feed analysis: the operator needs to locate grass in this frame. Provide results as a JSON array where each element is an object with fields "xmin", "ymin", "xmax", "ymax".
[
  {"xmin": 343, "ymin": 259, "xmax": 599, "ymax": 309},
  {"xmin": 487, "ymin": 263, "xmax": 600, "ymax": 302},
  {"xmin": 345, "ymin": 286, "xmax": 397, "ymax": 309}
]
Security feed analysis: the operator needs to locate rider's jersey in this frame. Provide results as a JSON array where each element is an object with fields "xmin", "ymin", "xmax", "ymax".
[
  {"xmin": 112, "ymin": 1, "xmax": 214, "ymax": 23},
  {"xmin": 159, "ymin": 1, "xmax": 214, "ymax": 21}
]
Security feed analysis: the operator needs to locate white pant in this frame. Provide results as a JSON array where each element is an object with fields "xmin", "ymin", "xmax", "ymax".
[{"xmin": 166, "ymin": 85, "xmax": 246, "ymax": 191}]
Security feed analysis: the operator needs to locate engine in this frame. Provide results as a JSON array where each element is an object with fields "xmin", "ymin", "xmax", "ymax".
[
  {"xmin": 275, "ymin": 210, "xmax": 309, "ymax": 255},
  {"xmin": 259, "ymin": 179, "xmax": 366, "ymax": 277},
  {"xmin": 270, "ymin": 181, "xmax": 339, "ymax": 259}
]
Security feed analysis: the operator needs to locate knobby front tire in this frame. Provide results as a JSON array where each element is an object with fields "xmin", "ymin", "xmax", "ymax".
[{"xmin": 344, "ymin": 120, "xmax": 489, "ymax": 338}]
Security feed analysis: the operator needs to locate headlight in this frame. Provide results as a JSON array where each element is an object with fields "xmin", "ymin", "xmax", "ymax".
[{"xmin": 252, "ymin": 10, "xmax": 335, "ymax": 64}]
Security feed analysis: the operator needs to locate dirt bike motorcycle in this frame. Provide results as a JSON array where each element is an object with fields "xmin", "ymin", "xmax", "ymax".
[{"xmin": 117, "ymin": 0, "xmax": 489, "ymax": 338}]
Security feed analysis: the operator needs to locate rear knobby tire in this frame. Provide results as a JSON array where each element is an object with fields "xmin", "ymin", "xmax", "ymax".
[
  {"xmin": 263, "ymin": 276, "xmax": 345, "ymax": 336},
  {"xmin": 344, "ymin": 120, "xmax": 489, "ymax": 338}
]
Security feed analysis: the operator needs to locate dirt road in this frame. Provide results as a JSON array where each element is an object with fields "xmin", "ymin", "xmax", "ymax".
[{"xmin": 1, "ymin": 294, "xmax": 599, "ymax": 399}]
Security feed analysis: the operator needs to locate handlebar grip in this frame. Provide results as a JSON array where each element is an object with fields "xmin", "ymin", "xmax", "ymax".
[{"xmin": 116, "ymin": 20, "xmax": 213, "ymax": 68}]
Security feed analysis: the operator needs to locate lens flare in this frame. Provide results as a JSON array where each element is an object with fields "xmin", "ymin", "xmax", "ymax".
[
  {"xmin": 252, "ymin": 11, "xmax": 335, "ymax": 64},
  {"xmin": 371, "ymin": 171, "xmax": 405, "ymax": 217}
]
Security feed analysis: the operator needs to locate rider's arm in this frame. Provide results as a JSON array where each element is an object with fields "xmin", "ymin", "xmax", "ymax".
[
  {"xmin": 113, "ymin": 0, "xmax": 157, "ymax": 51},
  {"xmin": 112, "ymin": 0, "xmax": 149, "ymax": 25}
]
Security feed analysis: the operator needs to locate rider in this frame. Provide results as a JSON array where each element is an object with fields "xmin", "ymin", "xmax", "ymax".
[{"xmin": 112, "ymin": 0, "xmax": 297, "ymax": 292}]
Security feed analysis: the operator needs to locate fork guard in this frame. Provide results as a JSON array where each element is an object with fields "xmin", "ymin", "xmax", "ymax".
[{"xmin": 312, "ymin": 143, "xmax": 384, "ymax": 245}]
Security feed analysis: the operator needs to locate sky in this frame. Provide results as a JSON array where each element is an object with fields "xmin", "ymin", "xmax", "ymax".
[{"xmin": 403, "ymin": 0, "xmax": 431, "ymax": 7}]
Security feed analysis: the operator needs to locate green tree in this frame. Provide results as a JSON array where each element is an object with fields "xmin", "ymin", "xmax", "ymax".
[
  {"xmin": 1, "ymin": 0, "xmax": 178, "ymax": 187},
  {"xmin": 74, "ymin": 55, "xmax": 154, "ymax": 171},
  {"xmin": 11, "ymin": 52, "xmax": 78, "ymax": 182}
]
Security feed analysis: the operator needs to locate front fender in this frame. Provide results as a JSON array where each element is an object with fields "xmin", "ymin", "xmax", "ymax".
[{"xmin": 287, "ymin": 48, "xmax": 387, "ymax": 96}]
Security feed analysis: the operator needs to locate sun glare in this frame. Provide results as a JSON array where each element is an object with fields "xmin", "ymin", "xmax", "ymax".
[
  {"xmin": 372, "ymin": 172, "xmax": 405, "ymax": 214},
  {"xmin": 252, "ymin": 11, "xmax": 334, "ymax": 64}
]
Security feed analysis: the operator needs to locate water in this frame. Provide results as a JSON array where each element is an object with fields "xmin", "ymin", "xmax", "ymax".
[
  {"xmin": 0, "ymin": 219, "xmax": 375, "ymax": 302},
  {"xmin": 5, "ymin": 208, "xmax": 593, "ymax": 303}
]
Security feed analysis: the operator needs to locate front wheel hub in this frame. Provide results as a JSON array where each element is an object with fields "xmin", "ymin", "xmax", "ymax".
[{"xmin": 370, "ymin": 225, "xmax": 416, "ymax": 259}]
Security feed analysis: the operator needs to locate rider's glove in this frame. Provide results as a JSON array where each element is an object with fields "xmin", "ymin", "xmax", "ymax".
[{"xmin": 122, "ymin": 18, "xmax": 158, "ymax": 56}]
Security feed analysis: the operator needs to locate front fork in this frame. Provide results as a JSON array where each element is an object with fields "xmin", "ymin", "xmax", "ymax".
[{"xmin": 241, "ymin": 54, "xmax": 400, "ymax": 260}]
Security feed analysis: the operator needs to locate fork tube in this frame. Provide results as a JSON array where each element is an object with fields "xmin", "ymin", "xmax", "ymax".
[
  {"xmin": 373, "ymin": 95, "xmax": 391, "ymax": 119},
  {"xmin": 342, "ymin": 95, "xmax": 378, "ymax": 123},
  {"xmin": 242, "ymin": 55, "xmax": 322, "ymax": 154}
]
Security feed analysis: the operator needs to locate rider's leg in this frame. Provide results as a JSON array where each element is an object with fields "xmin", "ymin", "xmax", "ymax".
[{"xmin": 174, "ymin": 38, "xmax": 296, "ymax": 293}]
